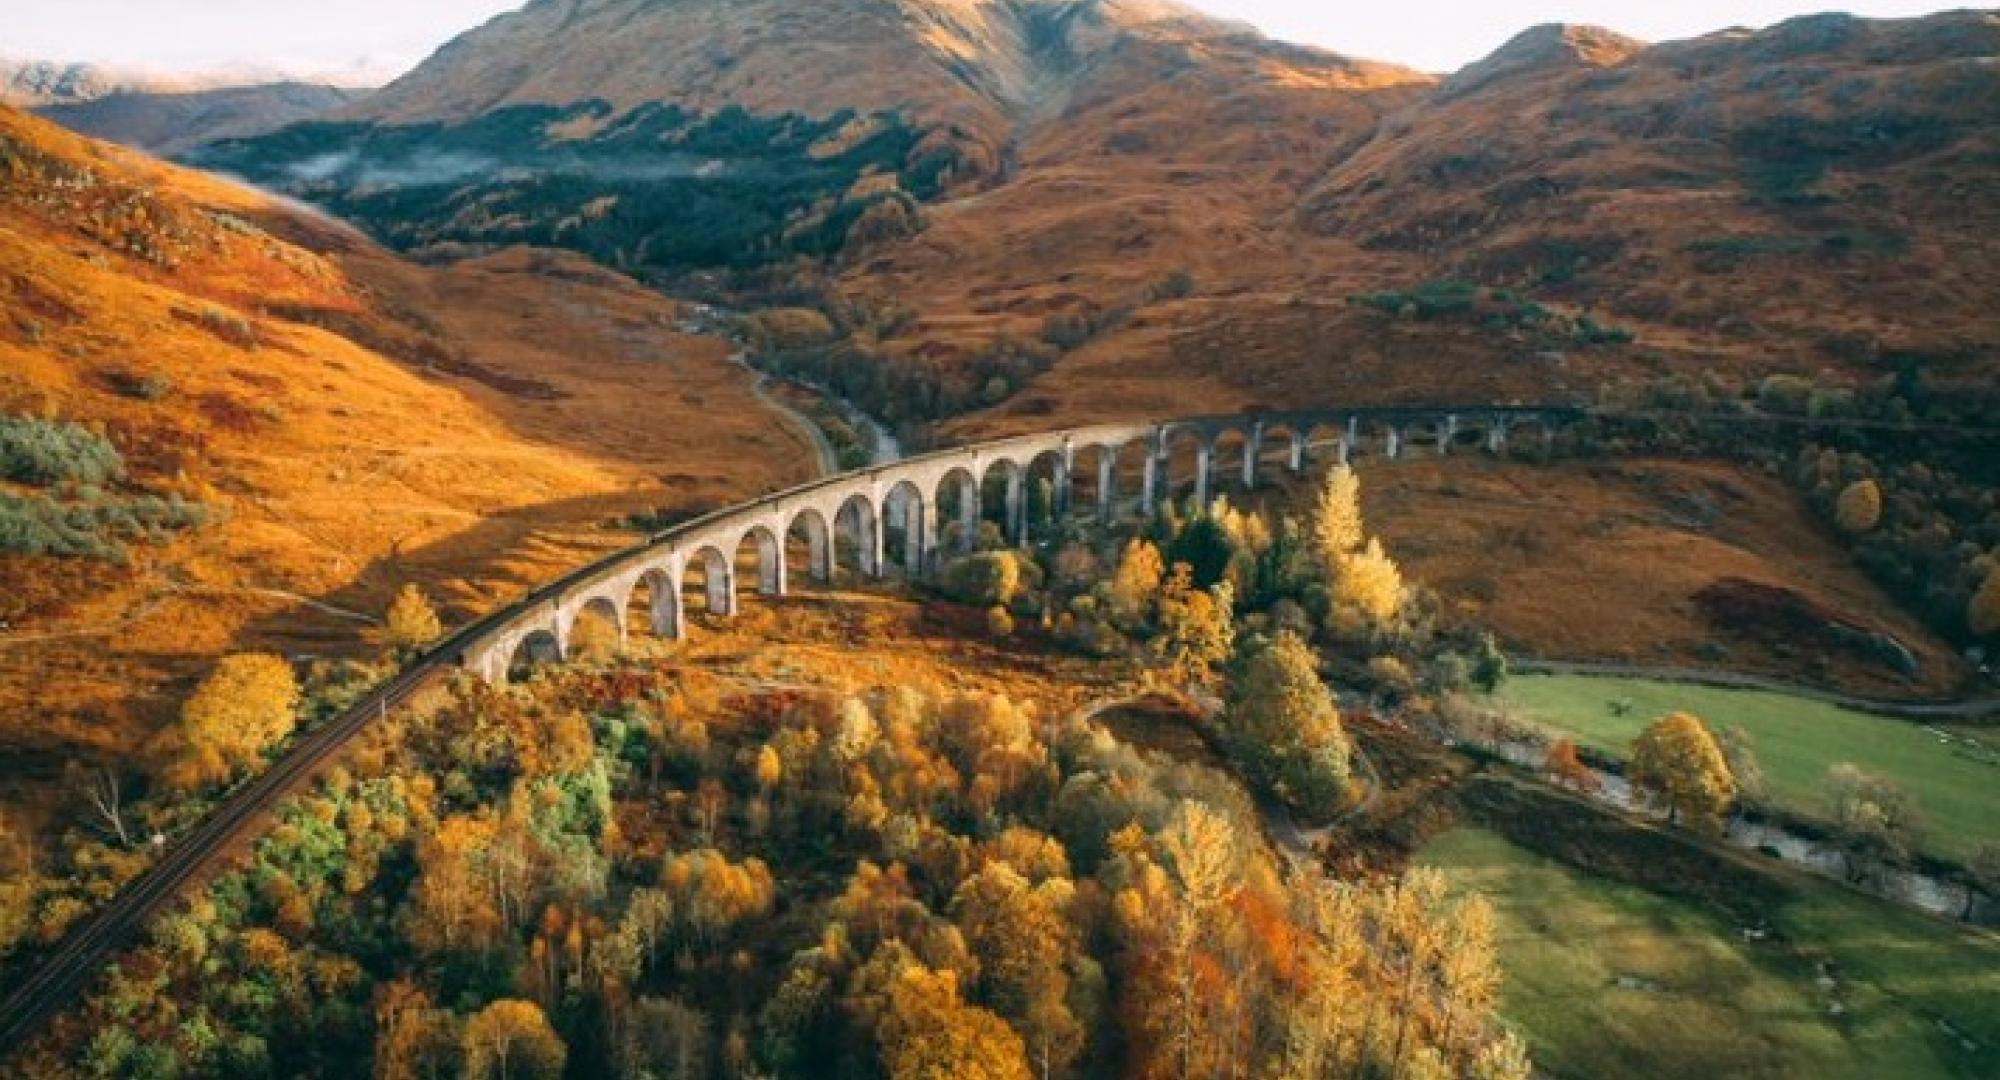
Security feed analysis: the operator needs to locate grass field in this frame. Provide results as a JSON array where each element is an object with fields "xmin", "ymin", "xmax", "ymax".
[
  {"xmin": 1419, "ymin": 827, "xmax": 2000, "ymax": 1080},
  {"xmin": 1494, "ymin": 674, "xmax": 1997, "ymax": 862}
]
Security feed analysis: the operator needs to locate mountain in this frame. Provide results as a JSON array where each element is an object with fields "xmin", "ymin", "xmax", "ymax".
[
  {"xmin": 189, "ymin": 3, "xmax": 2000, "ymax": 436},
  {"xmin": 0, "ymin": 103, "xmax": 805, "ymax": 796},
  {"xmin": 190, "ymin": 0, "xmax": 1426, "ymax": 300},
  {"xmin": 2, "ymin": 57, "xmax": 372, "ymax": 153},
  {"xmin": 33, "ymin": 82, "xmax": 367, "ymax": 156}
]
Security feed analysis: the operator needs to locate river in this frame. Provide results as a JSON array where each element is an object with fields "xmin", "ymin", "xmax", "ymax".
[{"xmin": 1484, "ymin": 737, "xmax": 1978, "ymax": 919}]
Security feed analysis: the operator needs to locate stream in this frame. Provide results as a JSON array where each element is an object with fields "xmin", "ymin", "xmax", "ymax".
[
  {"xmin": 1484, "ymin": 737, "xmax": 1978, "ymax": 919},
  {"xmin": 685, "ymin": 303, "xmax": 901, "ymax": 469}
]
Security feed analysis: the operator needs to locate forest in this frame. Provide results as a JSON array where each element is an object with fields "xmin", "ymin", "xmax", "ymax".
[
  {"xmin": 9, "ymin": 467, "xmax": 1534, "ymax": 1080},
  {"xmin": 188, "ymin": 101, "xmax": 957, "ymax": 274}
]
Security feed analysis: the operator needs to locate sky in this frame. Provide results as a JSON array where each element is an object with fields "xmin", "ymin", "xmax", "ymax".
[{"xmin": 0, "ymin": 0, "xmax": 1968, "ymax": 82}]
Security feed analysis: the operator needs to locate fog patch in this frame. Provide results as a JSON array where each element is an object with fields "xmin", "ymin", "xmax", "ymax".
[{"xmin": 288, "ymin": 148, "xmax": 744, "ymax": 190}]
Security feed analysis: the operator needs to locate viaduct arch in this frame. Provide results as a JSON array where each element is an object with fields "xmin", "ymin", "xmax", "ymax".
[{"xmin": 464, "ymin": 406, "xmax": 1580, "ymax": 682}]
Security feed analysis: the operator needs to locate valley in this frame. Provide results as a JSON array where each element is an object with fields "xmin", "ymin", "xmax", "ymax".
[{"xmin": 1, "ymin": 1, "xmax": 1996, "ymax": 1078}]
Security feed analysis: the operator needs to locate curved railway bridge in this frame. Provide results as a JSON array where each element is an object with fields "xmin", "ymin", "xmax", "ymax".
[
  {"xmin": 0, "ymin": 403, "xmax": 1578, "ymax": 1054},
  {"xmin": 463, "ymin": 406, "xmax": 1577, "ymax": 682}
]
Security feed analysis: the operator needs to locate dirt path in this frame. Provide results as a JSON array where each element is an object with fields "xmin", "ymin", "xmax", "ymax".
[{"xmin": 0, "ymin": 586, "xmax": 377, "ymax": 651}]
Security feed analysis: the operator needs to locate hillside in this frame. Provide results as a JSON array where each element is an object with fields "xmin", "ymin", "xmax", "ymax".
[
  {"xmin": 34, "ymin": 83, "xmax": 365, "ymax": 156},
  {"xmin": 878, "ymin": 9, "xmax": 2000, "ymax": 435},
  {"xmin": 191, "ymin": 4, "xmax": 2000, "ymax": 437},
  {"xmin": 0, "ymin": 104, "xmax": 809, "ymax": 830},
  {"xmin": 4, "ymin": 56, "xmax": 371, "ymax": 155},
  {"xmin": 190, "ymin": 0, "xmax": 1427, "ymax": 280}
]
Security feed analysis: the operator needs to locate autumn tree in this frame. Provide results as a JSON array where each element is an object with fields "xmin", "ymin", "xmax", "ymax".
[
  {"xmin": 874, "ymin": 962, "xmax": 1033, "ymax": 1080},
  {"xmin": 951, "ymin": 863, "xmax": 1084, "ymax": 1080},
  {"xmin": 1331, "ymin": 538, "xmax": 1405, "ymax": 629},
  {"xmin": 462, "ymin": 999, "xmax": 566, "ymax": 1080},
  {"xmin": 163, "ymin": 653, "xmax": 299, "ymax": 791},
  {"xmin": 1106, "ymin": 538, "xmax": 1165, "ymax": 627},
  {"xmin": 1834, "ymin": 479, "xmax": 1882, "ymax": 533},
  {"xmin": 372, "ymin": 979, "xmax": 460, "ymax": 1080},
  {"xmin": 1628, "ymin": 712, "xmax": 1737, "ymax": 829},
  {"xmin": 659, "ymin": 848, "xmax": 777, "ymax": 946},
  {"xmin": 407, "ymin": 812, "xmax": 508, "ymax": 956},
  {"xmin": 1826, "ymin": 763, "xmax": 1924, "ymax": 884},
  {"xmin": 1310, "ymin": 464, "xmax": 1364, "ymax": 577},
  {"xmin": 381, "ymin": 583, "xmax": 444, "ymax": 656},
  {"xmin": 1153, "ymin": 801, "xmax": 1239, "ymax": 1080},
  {"xmin": 1222, "ymin": 631, "xmax": 1351, "ymax": 819},
  {"xmin": 1543, "ymin": 739, "xmax": 1598, "ymax": 794},
  {"xmin": 1151, "ymin": 565, "xmax": 1234, "ymax": 685}
]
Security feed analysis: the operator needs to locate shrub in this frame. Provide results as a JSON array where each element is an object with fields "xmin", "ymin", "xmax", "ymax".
[
  {"xmin": 943, "ymin": 551, "xmax": 1032, "ymax": 607},
  {"xmin": 0, "ymin": 489, "xmax": 211, "ymax": 559},
  {"xmin": 0, "ymin": 416, "xmax": 125, "ymax": 486},
  {"xmin": 746, "ymin": 308, "xmax": 837, "ymax": 350},
  {"xmin": 103, "ymin": 369, "xmax": 175, "ymax": 401},
  {"xmin": 1834, "ymin": 479, "xmax": 1882, "ymax": 533},
  {"xmin": 1145, "ymin": 269, "xmax": 1197, "ymax": 302},
  {"xmin": 1757, "ymin": 375, "xmax": 1815, "ymax": 415}
]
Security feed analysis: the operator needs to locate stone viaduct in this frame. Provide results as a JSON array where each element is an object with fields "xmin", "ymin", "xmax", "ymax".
[{"xmin": 458, "ymin": 406, "xmax": 1581, "ymax": 683}]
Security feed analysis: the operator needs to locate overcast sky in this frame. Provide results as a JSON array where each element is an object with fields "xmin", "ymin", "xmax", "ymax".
[{"xmin": 0, "ymin": 1, "xmax": 1966, "ymax": 82}]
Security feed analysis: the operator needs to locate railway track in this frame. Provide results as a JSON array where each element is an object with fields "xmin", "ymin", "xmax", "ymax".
[{"xmin": 0, "ymin": 577, "xmax": 560, "ymax": 1055}]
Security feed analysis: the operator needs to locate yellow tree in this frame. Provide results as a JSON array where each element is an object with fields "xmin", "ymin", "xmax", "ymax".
[
  {"xmin": 1311, "ymin": 465, "xmax": 1365, "ymax": 578},
  {"xmin": 876, "ymin": 964, "xmax": 1034, "ymax": 1080},
  {"xmin": 1224, "ymin": 632, "xmax": 1350, "ymax": 818},
  {"xmin": 381, "ymin": 584, "xmax": 444, "ymax": 655},
  {"xmin": 372, "ymin": 979, "xmax": 460, "ymax": 1080},
  {"xmin": 1156, "ymin": 800, "xmax": 1239, "ymax": 1080},
  {"xmin": 462, "ymin": 999, "xmax": 566, "ymax": 1080},
  {"xmin": 1628, "ymin": 712, "xmax": 1737, "ymax": 829},
  {"xmin": 1834, "ymin": 479, "xmax": 1882, "ymax": 533},
  {"xmin": 753, "ymin": 744, "xmax": 784, "ymax": 793},
  {"xmin": 164, "ymin": 653, "xmax": 299, "ymax": 791},
  {"xmin": 1333, "ymin": 538, "xmax": 1404, "ymax": 627},
  {"xmin": 406, "ymin": 812, "xmax": 506, "ymax": 957},
  {"xmin": 950, "ymin": 863, "xmax": 1083, "ymax": 1080},
  {"xmin": 1152, "ymin": 566, "xmax": 1234, "ymax": 685},
  {"xmin": 1107, "ymin": 538, "xmax": 1166, "ymax": 627}
]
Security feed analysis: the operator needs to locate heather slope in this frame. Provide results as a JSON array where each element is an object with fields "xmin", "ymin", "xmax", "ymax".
[{"xmin": 0, "ymin": 105, "xmax": 806, "ymax": 805}]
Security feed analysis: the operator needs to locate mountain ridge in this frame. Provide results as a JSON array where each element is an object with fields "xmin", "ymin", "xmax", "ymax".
[{"xmin": 166, "ymin": 3, "xmax": 2000, "ymax": 439}]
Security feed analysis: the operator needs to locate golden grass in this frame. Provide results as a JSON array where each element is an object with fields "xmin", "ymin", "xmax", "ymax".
[
  {"xmin": 1357, "ymin": 456, "xmax": 1963, "ymax": 696},
  {"xmin": 0, "ymin": 107, "xmax": 810, "ymax": 821}
]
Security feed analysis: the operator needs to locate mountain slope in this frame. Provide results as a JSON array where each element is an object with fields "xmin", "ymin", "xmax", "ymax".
[
  {"xmin": 341, "ymin": 0, "xmax": 1287, "ymax": 149},
  {"xmin": 1298, "ymin": 10, "xmax": 2000, "ymax": 376},
  {"xmin": 185, "ymin": 4, "xmax": 2000, "ymax": 437},
  {"xmin": 0, "ymin": 104, "xmax": 806, "ymax": 807},
  {"xmin": 33, "ymin": 82, "xmax": 365, "ymax": 155},
  {"xmin": 4, "ymin": 56, "xmax": 372, "ymax": 153},
  {"xmin": 33, "ymin": 82, "xmax": 366, "ymax": 155}
]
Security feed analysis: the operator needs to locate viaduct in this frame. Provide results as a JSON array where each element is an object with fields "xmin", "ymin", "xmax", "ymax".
[{"xmin": 460, "ymin": 406, "xmax": 1581, "ymax": 683}]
